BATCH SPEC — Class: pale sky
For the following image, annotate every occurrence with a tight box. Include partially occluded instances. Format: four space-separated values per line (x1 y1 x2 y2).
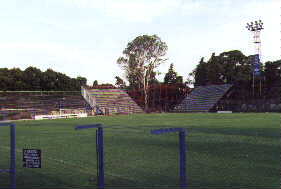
0 0 280 85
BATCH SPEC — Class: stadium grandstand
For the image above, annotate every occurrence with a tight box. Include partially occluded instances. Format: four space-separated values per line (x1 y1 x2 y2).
0 91 88 120
0 85 145 120
173 84 233 112
173 83 281 113
1 82 279 121
81 86 143 115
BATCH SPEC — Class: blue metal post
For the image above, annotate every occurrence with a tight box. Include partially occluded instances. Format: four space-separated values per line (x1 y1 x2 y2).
96 130 99 181
179 131 187 188
0 122 16 189
97 127 104 189
75 124 104 189
151 128 188 189
10 123 16 189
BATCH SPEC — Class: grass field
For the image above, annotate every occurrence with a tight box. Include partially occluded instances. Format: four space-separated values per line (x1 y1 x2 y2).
0 113 280 188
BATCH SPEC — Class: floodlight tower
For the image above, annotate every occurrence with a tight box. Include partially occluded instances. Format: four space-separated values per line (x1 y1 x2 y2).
246 20 264 97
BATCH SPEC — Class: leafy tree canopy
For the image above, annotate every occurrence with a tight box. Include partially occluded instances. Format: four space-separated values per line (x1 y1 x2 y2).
191 50 252 86
0 67 87 91
164 63 183 84
117 34 168 111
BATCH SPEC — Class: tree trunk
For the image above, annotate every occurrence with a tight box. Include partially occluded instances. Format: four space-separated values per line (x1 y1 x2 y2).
143 77 148 112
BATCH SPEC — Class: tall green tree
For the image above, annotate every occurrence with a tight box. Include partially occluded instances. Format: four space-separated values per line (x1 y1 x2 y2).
23 67 42 90
164 63 177 84
0 67 87 91
186 72 195 86
117 34 168 111
193 57 208 86
192 51 250 86
164 63 183 84
8 68 25 90
264 60 281 88
0 68 11 90
218 50 249 84
76 76 87 87
41 69 57 90
93 80 98 87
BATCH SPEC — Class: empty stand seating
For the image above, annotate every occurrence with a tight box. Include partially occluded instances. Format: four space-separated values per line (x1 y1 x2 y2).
173 84 233 112
82 88 143 115
0 91 88 120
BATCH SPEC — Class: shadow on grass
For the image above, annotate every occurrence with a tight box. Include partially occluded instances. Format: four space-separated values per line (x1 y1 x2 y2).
102 124 280 139
16 169 72 188
188 127 281 138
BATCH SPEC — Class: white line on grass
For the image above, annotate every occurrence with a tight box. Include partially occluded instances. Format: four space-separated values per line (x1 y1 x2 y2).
0 146 136 182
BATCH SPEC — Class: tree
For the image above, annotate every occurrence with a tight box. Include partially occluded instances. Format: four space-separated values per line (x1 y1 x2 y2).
164 63 177 84
56 72 72 90
0 68 10 90
93 80 98 87
8 68 25 90
117 34 168 111
164 63 183 84
265 60 281 88
186 72 195 86
205 53 224 85
23 67 42 90
0 67 87 91
193 57 208 86
148 71 159 85
176 76 183 84
76 76 87 87
41 69 57 90
115 76 126 89
191 51 250 86
126 54 140 89
218 50 249 84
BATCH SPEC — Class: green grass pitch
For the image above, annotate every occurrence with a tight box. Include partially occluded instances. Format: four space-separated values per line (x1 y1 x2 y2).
0 113 280 188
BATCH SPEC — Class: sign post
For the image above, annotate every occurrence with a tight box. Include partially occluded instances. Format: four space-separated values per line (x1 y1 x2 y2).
151 128 188 188
0 122 16 189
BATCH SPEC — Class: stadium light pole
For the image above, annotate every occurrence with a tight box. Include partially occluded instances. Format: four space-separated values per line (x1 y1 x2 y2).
246 20 264 97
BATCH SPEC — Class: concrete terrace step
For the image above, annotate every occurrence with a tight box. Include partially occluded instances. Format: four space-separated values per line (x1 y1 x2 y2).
84 88 144 114
173 84 232 112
